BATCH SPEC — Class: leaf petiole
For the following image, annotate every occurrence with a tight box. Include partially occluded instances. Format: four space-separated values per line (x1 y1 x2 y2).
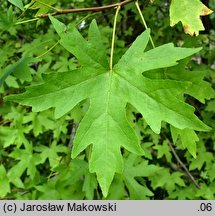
36 41 60 59
15 17 40 25
135 1 155 48
110 5 121 72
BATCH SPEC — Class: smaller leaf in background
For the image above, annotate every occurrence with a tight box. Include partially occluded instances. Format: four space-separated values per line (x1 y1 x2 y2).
0 57 33 87
149 168 185 194
8 0 24 11
82 172 98 200
170 0 213 36
188 141 213 171
7 162 25 188
8 142 43 185
34 141 68 168
0 124 29 148
0 41 15 68
206 99 215 112
4 76 19 88
164 62 215 104
153 140 172 163
30 0 57 16
168 184 196 199
22 111 56 136
123 154 161 199
0 126 17 148
55 160 95 199
203 99 215 130
51 56 77 72
36 159 96 199
207 163 215 182
2 106 32 148
0 165 10 198
195 183 215 200
19 28 57 60
105 175 125 199
171 126 199 158
0 6 16 35
142 142 154 160
108 153 162 199
172 182 215 200
35 181 62 200
143 59 215 104
22 110 69 141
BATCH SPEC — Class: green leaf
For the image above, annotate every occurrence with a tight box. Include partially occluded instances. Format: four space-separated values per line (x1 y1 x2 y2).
8 142 43 186
149 168 185 193
206 99 215 112
0 126 16 148
171 126 199 158
0 57 32 86
106 175 125 199
30 0 57 16
34 141 68 168
6 17 210 196
153 140 172 162
207 163 215 182
195 183 215 200
107 153 162 199
164 61 214 104
143 58 215 104
170 0 213 36
22 111 55 136
0 165 10 198
8 0 24 11
7 161 25 188
82 172 98 200
168 184 196 199
189 142 213 170
122 153 161 199
0 6 16 34
142 142 153 160
36 159 96 199
5 76 19 88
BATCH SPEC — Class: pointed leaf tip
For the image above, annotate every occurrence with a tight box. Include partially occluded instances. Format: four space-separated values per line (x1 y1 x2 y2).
49 15 66 35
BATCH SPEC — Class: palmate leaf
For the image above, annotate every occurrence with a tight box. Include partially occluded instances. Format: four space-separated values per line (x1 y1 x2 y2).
149 168 185 194
34 141 68 168
153 140 172 163
8 142 43 188
5 17 210 196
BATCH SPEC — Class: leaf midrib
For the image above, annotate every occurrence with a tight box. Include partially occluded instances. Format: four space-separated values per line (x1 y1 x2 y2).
22 72 106 100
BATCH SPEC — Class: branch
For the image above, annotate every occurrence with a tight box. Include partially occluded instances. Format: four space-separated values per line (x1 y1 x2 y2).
66 121 78 164
68 122 78 149
37 0 135 18
167 140 200 189
95 0 113 27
